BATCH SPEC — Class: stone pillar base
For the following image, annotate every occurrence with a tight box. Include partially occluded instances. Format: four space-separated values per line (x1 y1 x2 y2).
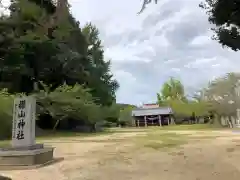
0 147 55 169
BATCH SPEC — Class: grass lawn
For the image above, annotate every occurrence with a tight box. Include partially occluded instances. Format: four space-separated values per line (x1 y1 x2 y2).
37 129 113 139
130 124 224 150
0 140 10 148
110 124 223 132
0 130 113 148
148 124 224 131
0 124 224 148
135 132 188 150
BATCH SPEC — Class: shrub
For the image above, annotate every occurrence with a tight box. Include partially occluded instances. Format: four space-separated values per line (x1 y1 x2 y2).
0 90 14 139
36 84 105 131
119 106 134 126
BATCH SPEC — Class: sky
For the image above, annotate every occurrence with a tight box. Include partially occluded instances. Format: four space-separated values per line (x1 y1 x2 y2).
71 0 240 105
2 0 240 105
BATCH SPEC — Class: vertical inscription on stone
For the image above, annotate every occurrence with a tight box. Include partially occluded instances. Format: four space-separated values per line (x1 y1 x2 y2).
17 100 26 140
12 96 36 147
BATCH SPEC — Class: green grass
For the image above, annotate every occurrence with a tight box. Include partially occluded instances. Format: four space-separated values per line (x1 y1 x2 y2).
108 127 147 133
37 129 113 139
133 124 223 150
0 140 11 148
0 124 225 148
136 132 188 150
112 124 223 132
149 124 223 131
0 130 113 147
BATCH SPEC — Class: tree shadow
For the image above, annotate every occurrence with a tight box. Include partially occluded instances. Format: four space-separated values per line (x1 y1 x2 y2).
0 175 12 180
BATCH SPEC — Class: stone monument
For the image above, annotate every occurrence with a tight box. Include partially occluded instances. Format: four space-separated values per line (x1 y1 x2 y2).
0 96 55 169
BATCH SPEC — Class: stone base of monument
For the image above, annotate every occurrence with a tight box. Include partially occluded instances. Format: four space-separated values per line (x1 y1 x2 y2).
0 144 55 170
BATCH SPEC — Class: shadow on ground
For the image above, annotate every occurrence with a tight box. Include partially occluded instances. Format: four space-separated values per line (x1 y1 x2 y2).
0 157 64 171
0 175 11 180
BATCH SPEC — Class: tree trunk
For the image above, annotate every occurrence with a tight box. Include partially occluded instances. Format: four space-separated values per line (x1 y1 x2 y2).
33 81 39 91
52 119 60 131
52 116 67 131
92 123 97 132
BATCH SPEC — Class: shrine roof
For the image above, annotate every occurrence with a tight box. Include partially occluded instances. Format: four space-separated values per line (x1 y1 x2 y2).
132 107 173 117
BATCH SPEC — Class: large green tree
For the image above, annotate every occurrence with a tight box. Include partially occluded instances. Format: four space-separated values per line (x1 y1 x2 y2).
156 78 209 118
0 0 118 106
203 72 240 116
200 0 240 51
0 0 120 133
0 0 87 93
36 84 103 131
82 23 119 106
157 77 186 104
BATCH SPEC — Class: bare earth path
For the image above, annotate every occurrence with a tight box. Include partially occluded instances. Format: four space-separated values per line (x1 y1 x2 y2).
1 130 240 180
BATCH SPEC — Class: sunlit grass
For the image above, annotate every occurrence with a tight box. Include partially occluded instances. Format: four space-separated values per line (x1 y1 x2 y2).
0 140 11 148
135 132 188 150
133 124 222 150
0 124 224 148
0 130 113 147
37 129 112 139
147 124 223 131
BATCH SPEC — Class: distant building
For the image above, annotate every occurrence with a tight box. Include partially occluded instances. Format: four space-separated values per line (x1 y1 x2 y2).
142 103 159 109
132 103 174 127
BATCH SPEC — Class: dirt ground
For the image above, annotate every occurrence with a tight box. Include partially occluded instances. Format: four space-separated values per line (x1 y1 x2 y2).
1 129 240 180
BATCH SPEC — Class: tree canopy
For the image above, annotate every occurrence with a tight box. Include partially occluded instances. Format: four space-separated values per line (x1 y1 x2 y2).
157 77 186 104
156 77 209 118
0 0 121 137
202 72 240 116
0 0 118 105
200 0 240 51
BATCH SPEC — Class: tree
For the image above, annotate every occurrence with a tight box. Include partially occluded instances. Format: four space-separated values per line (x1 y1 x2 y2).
82 23 119 106
156 78 209 120
0 0 83 93
0 0 120 134
157 77 186 104
203 72 240 116
200 0 240 51
0 89 15 139
192 90 207 102
166 99 209 118
36 84 103 131
119 106 134 126
138 0 158 14
0 0 118 105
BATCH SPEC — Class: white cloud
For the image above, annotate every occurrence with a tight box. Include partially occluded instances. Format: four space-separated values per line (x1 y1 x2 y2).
190 35 211 46
184 57 217 68
114 70 137 83
69 0 240 105
211 64 220 68
171 68 181 72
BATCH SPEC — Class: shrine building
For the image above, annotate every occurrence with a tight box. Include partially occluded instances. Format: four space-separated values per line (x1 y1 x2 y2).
131 103 174 127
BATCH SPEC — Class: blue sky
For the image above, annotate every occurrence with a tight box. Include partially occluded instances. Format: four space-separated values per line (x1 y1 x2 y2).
68 0 240 105
2 0 240 105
